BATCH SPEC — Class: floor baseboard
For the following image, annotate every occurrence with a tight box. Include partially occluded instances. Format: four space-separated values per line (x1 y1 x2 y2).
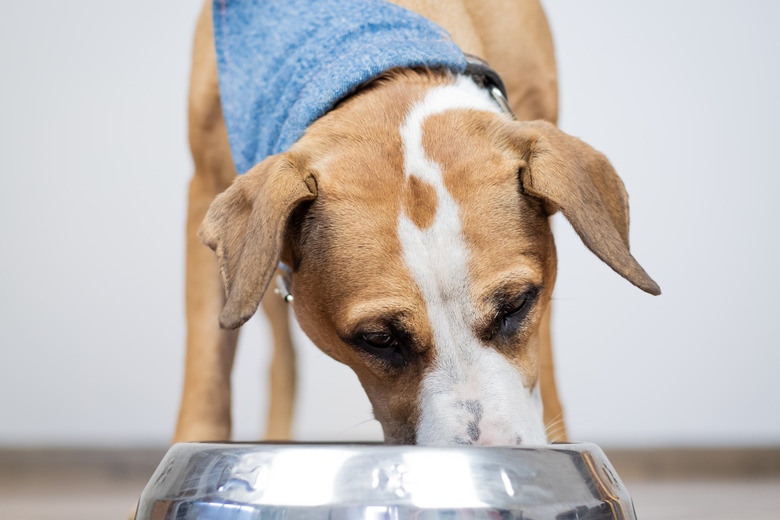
604 447 780 480
1 446 778 486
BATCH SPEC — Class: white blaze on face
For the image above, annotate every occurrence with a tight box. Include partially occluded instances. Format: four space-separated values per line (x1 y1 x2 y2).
397 76 547 446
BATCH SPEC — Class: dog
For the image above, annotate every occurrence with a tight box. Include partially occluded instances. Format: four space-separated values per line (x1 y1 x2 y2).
175 0 660 447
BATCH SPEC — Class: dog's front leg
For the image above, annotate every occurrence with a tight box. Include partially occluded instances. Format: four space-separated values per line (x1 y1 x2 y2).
173 1 240 443
174 171 240 443
539 305 568 442
261 291 296 440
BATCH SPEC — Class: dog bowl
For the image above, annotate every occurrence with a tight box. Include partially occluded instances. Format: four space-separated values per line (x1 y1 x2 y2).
135 442 636 520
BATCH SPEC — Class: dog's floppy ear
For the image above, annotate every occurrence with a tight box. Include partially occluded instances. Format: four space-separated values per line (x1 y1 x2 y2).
508 120 660 295
198 153 317 329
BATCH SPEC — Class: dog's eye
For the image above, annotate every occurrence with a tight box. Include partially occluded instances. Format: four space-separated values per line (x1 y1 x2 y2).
348 324 411 369
499 289 538 330
357 330 406 368
478 287 541 343
362 332 397 349
503 297 529 321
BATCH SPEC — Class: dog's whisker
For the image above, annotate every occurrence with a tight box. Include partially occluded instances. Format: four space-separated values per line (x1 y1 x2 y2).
339 417 381 435
545 423 564 436
549 296 577 302
309 351 330 362
544 413 564 431
545 417 563 429
543 412 568 443
547 432 567 444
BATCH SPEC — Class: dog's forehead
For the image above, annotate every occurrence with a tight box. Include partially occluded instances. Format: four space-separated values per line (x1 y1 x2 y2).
307 118 546 275
297 76 550 322
419 110 552 286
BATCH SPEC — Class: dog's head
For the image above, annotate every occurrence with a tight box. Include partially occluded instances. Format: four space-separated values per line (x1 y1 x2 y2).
199 71 659 445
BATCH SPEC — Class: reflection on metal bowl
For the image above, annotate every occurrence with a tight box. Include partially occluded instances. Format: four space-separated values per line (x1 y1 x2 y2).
135 442 636 519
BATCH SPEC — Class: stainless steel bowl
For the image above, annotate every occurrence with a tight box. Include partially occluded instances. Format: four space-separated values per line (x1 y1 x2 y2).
135 442 636 520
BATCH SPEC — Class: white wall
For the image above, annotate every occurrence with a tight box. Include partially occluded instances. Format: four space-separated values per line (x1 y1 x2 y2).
1 1 778 447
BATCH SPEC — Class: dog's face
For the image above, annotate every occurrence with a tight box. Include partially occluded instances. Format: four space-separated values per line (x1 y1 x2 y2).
200 71 659 446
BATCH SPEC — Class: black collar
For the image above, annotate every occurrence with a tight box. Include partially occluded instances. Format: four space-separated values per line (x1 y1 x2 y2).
464 54 516 119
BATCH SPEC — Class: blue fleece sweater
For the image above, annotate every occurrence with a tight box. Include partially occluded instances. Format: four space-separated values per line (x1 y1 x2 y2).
212 0 467 175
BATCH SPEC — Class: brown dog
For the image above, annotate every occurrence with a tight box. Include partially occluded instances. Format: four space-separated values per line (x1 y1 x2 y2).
175 0 659 447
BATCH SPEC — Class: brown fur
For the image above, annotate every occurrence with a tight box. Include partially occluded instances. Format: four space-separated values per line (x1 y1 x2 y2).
403 175 438 230
175 0 659 447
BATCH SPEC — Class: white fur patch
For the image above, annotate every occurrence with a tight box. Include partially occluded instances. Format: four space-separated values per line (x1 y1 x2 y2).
397 76 546 446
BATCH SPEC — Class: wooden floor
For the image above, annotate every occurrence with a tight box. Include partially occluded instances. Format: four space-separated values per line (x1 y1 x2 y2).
628 478 780 520
1 447 778 520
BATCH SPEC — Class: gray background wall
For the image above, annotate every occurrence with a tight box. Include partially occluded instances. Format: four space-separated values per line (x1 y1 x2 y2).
1 0 778 447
